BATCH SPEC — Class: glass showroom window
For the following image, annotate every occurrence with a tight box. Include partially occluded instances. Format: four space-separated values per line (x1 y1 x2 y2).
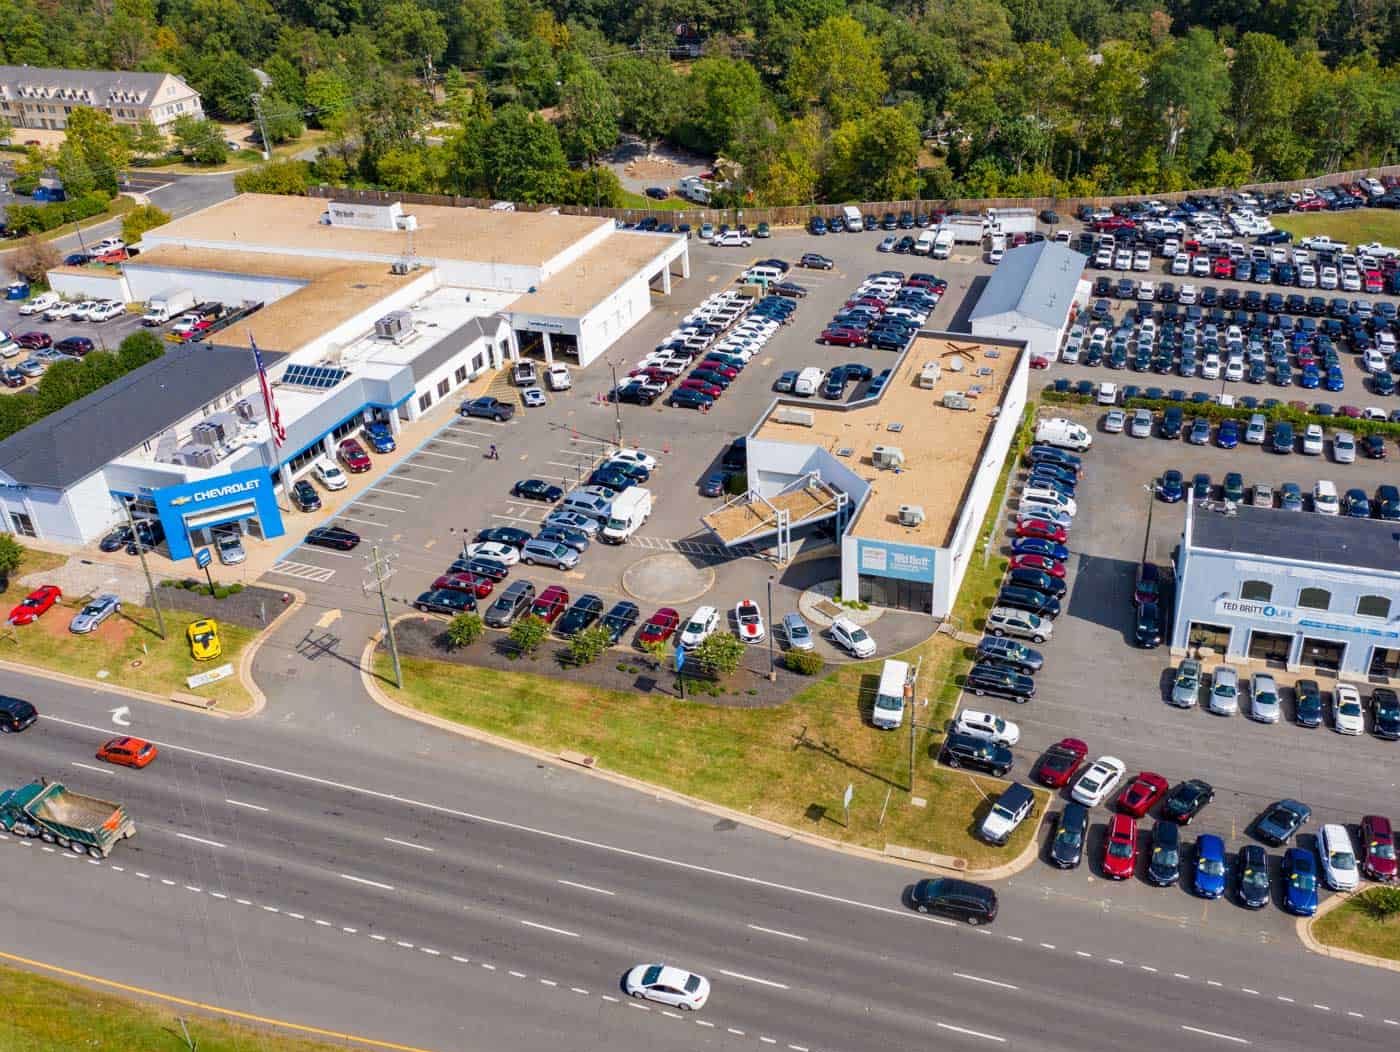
1239 580 1272 602
1357 595 1391 619
1298 587 1331 611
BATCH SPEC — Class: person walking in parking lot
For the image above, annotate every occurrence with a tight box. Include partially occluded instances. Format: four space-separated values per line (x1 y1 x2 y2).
488 443 499 460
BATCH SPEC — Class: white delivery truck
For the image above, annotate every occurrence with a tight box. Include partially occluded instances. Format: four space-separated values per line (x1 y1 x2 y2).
871 659 910 730
913 229 936 256
1035 417 1093 452
986 207 1037 236
931 227 954 259
600 487 653 543
842 205 864 231
141 288 196 326
945 214 988 244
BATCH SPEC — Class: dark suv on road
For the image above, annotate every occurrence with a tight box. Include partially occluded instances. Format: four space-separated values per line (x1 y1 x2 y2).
908 878 998 925
0 696 38 732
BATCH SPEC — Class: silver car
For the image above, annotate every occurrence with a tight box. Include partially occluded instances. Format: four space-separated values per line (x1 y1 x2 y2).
544 511 600 537
1170 659 1201 707
1104 409 1125 434
782 612 814 651
519 539 579 569
1250 673 1281 723
215 531 246 565
1208 666 1239 716
69 593 120 634
1129 409 1152 438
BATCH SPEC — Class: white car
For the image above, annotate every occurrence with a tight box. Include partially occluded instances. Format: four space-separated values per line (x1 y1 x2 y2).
1363 348 1386 374
1178 283 1197 305
624 964 710 1011
545 364 572 391
1301 424 1324 455
1341 268 1362 292
953 709 1020 747
1208 666 1239 716
829 616 875 658
1224 358 1244 382
734 600 765 644
713 231 753 247
1332 430 1356 464
606 450 657 473
44 300 79 321
1319 266 1338 290
1171 253 1190 275
1334 682 1364 734
979 783 1034 846
1071 756 1126 807
1191 255 1211 276
1104 409 1125 434
679 606 719 648
1250 673 1281 723
466 541 519 566
1318 824 1360 891
89 300 125 322
70 300 100 321
18 292 57 315
314 458 348 491
1132 248 1151 271
94 236 126 253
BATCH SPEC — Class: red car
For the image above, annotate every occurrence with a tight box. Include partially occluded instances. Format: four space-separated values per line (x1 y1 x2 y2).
844 297 886 312
637 607 680 646
1116 771 1169 818
1211 257 1234 279
1015 518 1068 544
96 247 128 263
97 736 158 769
1092 215 1135 232
1360 814 1397 882
1295 197 1326 211
1010 554 1065 578
1364 270 1383 294
629 366 677 385
679 378 722 399
1102 813 1138 880
1033 737 1088 788
819 327 867 346
432 573 494 600
16 331 51 350
1029 355 1050 370
8 584 61 625
530 585 570 624
696 360 739 380
337 438 372 473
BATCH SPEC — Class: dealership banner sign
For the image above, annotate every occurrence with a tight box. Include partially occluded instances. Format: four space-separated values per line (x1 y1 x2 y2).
1213 598 1400 640
857 539 934 583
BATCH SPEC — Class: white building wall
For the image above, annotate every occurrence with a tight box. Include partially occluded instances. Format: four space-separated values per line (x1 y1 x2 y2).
575 277 652 368
410 320 513 411
0 483 83 544
123 265 307 308
47 269 132 302
971 314 1059 363
62 471 125 543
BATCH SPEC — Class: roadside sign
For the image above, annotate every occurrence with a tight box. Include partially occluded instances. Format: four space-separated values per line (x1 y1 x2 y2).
186 663 234 689
675 646 686 673
194 547 212 569
843 783 854 810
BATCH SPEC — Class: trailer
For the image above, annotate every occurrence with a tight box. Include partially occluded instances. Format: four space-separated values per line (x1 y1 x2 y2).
986 207 1037 236
0 779 135 858
944 214 987 244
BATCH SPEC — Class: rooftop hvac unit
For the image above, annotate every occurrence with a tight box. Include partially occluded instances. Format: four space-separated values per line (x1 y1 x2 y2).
178 444 219 469
374 310 412 341
389 261 410 275
394 214 418 231
154 432 179 464
233 399 257 422
871 444 905 470
191 420 225 445
898 505 925 527
774 406 815 427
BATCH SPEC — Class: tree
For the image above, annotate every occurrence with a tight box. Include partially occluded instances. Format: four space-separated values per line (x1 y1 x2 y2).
568 624 613 666
9 237 59 284
691 632 745 679
233 159 311 195
304 70 354 127
381 1 448 68
446 612 485 648
561 165 626 207
557 64 620 167
1359 886 1400 922
61 108 131 194
508 614 549 655
483 105 568 204
186 51 259 121
0 534 23 580
786 16 889 125
674 57 766 156
264 54 305 107
824 107 922 201
259 93 305 145
0 115 12 145
121 204 171 244
129 118 167 158
116 330 165 371
171 116 229 165
605 57 682 157
374 144 444 192
1142 29 1229 174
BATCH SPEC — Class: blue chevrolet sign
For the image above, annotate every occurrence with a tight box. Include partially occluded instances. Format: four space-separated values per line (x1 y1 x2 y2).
152 467 284 561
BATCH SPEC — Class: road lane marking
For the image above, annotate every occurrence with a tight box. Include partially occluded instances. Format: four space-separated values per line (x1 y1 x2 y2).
747 923 807 942
719 969 789 990
1277 996 1294 1003
70 761 114 775
1173 972 1191 979
519 919 580 938
421 948 440 956
571 987 588 995
339 873 395 891
1207 980 1222 987
175 833 226 849
1076 951 1093 959
954 972 1019 991
760 1037 777 1044
510 970 527 978
400 463 453 473
1349 1012 1364 1018
1181 1024 1250 1045
370 935 387 942
1039 943 1056 950
1108 958 1124 965
225 799 268 812
454 956 472 964
539 978 556 986
416 450 468 460
1241 988 1258 995
936 1022 1005 1043
1141 966 1158 972
395 941 413 948
1313 1004 1330 1011
384 475 437 486
481 963 496 970
557 878 614 896
383 837 434 852
728 1028 745 1036
662 1010 682 1019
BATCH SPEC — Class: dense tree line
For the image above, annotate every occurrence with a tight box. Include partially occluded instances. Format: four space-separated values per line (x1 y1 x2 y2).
3 0 1399 205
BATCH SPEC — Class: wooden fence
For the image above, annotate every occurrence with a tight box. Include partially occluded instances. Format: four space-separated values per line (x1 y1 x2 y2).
307 163 1400 230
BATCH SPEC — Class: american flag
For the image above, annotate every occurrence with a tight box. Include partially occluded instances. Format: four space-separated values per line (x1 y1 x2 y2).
251 336 286 447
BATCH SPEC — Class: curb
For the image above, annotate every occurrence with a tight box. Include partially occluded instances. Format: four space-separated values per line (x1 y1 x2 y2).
356 634 1042 881
1298 888 1400 974
232 585 307 719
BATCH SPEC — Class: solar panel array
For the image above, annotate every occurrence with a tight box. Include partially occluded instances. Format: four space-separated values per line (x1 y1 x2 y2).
281 364 347 390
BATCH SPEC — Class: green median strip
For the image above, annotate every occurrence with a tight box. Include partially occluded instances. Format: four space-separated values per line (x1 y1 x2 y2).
1312 887 1400 962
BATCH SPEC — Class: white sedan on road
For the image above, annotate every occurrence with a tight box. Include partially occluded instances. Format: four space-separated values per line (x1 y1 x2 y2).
624 964 710 1011
1071 756 1127 807
467 541 519 566
1333 683 1365 734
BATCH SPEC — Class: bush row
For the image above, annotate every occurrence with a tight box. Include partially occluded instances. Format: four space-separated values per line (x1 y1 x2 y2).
3 191 112 236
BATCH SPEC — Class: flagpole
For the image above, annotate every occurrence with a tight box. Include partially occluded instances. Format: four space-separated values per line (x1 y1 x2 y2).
250 334 290 510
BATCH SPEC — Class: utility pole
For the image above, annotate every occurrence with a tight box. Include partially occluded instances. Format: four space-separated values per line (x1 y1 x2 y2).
607 358 624 448
122 498 165 640
364 545 402 688
250 93 271 160
907 655 923 794
766 574 776 682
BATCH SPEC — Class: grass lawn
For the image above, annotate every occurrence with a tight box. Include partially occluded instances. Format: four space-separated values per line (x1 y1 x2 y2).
1312 889 1400 961
1272 208 1400 247
617 188 692 212
160 129 331 175
1 596 256 713
377 410 1042 868
1 546 66 594
0 961 360 1052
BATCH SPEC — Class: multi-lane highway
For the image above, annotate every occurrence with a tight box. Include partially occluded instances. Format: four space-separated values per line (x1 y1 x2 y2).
4 668 1395 1052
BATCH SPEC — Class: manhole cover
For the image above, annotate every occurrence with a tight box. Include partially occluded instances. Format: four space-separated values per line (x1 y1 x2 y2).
129 659 143 669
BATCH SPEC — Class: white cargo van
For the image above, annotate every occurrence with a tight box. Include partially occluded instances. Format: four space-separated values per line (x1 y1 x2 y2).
842 205 863 231
793 367 825 396
1034 417 1093 451
871 659 909 730
914 229 936 256
600 487 652 543
931 227 954 259
141 288 196 326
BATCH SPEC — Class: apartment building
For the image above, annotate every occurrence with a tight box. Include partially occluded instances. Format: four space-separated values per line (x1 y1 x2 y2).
0 66 203 131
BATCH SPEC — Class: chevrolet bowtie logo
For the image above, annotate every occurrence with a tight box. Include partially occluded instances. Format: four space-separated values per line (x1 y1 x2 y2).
169 495 192 506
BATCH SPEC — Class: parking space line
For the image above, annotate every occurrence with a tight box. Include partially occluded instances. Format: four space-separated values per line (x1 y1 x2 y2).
383 476 437 486
333 514 389 529
432 437 480 449
402 462 454 471
416 449 468 461
268 562 336 583
353 502 407 514
366 489 423 500
294 546 354 559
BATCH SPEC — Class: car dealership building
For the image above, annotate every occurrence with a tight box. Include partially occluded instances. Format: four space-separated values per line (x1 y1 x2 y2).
0 194 689 557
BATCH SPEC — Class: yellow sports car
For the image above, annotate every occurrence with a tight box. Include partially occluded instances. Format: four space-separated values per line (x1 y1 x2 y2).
186 618 222 661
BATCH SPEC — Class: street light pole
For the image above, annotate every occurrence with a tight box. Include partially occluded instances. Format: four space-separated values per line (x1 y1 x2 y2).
766 575 776 681
607 358 623 448
122 497 165 640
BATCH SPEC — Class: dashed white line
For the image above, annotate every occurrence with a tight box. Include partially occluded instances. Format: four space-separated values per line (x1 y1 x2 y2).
315 919 331 927
1348 1011 1364 1018
662 1010 682 1019
1181 1024 1250 1045
509 970 527 979
571 987 588 995
1005 935 1023 943
453 956 471 964
760 1037 777 1045
628 1002 651 1012
1076 951 1093 959
383 836 435 853
184 885 201 893
728 1028 745 1036
556 878 615 896
70 761 114 775
369 934 387 942
421 948 440 956
695 1020 714 1028
1241 988 1258 996
342 927 358 934
954 972 1019 991
747 923 808 942
288 912 304 920
225 799 268 812
262 906 279 914
1039 943 1056 950
210 892 227 900
1277 995 1295 1003
1313 1004 1330 1011
481 964 497 971
161 879 176 886
175 832 226 849
1384 1018 1398 1025
235 898 251 905
539 979 556 987
601 994 617 1001
109 866 123 872
936 1022 1005 1043
395 940 413 948
339 873 395 891
1173 973 1191 980
788 1045 808 1051
1207 980 1223 987
1108 958 1124 965
519 919 580 938
720 969 789 990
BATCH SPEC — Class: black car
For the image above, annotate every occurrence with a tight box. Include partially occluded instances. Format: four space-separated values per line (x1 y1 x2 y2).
941 731 1013 776
556 594 604 636
842 362 874 382
1237 844 1271 909
451 557 509 582
772 281 808 299
1161 779 1214 824
290 479 322 512
512 479 564 502
612 381 658 406
304 526 360 551
477 526 532 549
588 467 635 492
414 588 475 615
908 877 997 925
537 525 590 552
1006 567 1066 599
98 525 133 552
126 518 165 554
0 695 38 732
460 396 515 421
667 387 714 409
965 662 1035 703
1134 600 1162 648
1373 687 1400 740
820 366 849 400
1292 678 1323 727
1050 802 1089 869
600 601 639 643
1146 819 1181 886
997 586 1060 619
799 253 833 269
1024 446 1081 472
975 637 1043 673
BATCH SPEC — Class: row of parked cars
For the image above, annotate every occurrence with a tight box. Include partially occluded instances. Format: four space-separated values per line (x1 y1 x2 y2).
1169 662 1400 737
816 270 947 350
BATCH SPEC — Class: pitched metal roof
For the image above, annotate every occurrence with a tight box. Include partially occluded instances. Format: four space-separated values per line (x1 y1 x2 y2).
408 315 506 382
0 66 194 108
0 344 282 490
968 241 1087 331
1190 502 1400 576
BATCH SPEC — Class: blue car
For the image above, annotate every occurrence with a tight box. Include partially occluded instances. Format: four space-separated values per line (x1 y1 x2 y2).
1324 368 1345 392
362 421 396 453
1298 366 1319 390
1281 847 1318 916
1216 419 1239 449
1256 798 1311 846
1192 834 1227 899
1158 469 1185 502
700 472 728 497
1011 537 1069 563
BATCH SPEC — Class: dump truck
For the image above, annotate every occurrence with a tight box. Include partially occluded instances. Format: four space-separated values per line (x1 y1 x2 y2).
0 779 135 857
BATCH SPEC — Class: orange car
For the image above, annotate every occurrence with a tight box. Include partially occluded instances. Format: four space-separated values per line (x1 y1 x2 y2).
96 736 158 769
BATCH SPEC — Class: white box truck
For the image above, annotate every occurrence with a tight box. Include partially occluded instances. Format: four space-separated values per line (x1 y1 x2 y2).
842 205 864 231
600 487 652 543
946 214 988 244
987 207 1037 236
913 229 936 256
141 288 196 326
931 227 954 259
871 659 909 730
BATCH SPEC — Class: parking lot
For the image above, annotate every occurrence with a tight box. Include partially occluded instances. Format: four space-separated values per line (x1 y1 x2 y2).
0 285 148 390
